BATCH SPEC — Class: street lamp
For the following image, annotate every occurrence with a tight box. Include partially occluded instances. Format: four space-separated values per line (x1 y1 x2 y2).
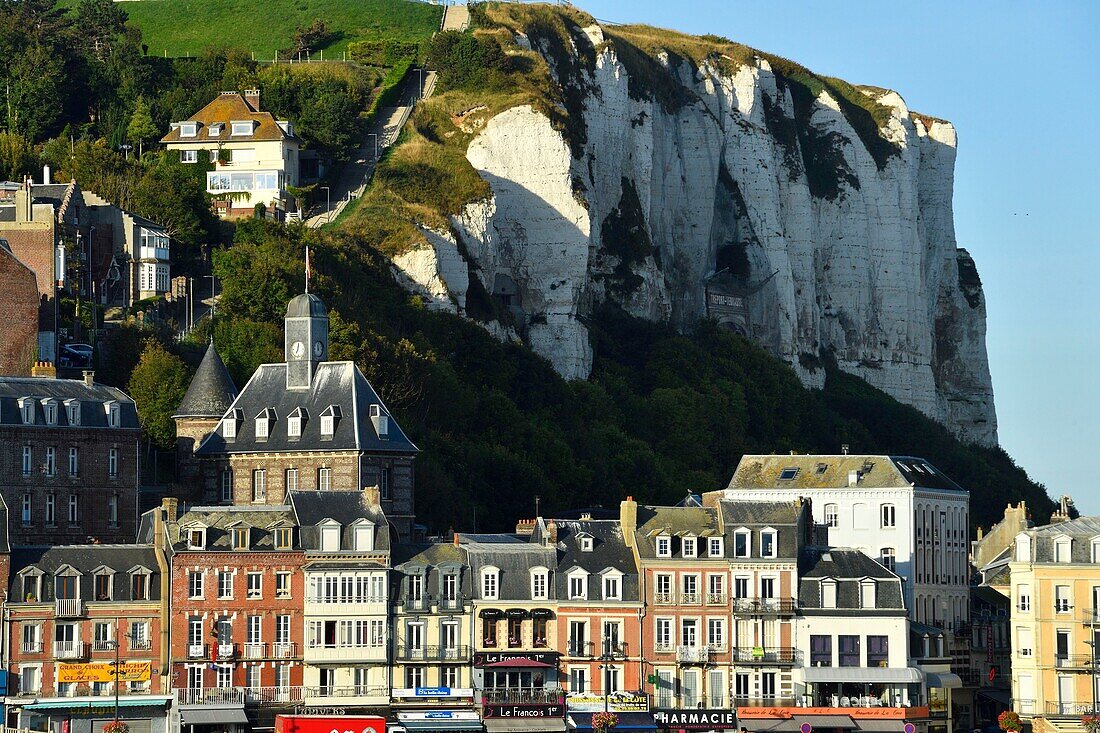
106 618 142 726
321 186 331 223
119 144 133 161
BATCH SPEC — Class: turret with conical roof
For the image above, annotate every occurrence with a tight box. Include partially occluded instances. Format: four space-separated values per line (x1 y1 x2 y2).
174 340 238 487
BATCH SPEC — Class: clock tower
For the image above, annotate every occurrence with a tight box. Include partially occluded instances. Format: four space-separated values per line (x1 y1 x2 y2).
284 292 329 389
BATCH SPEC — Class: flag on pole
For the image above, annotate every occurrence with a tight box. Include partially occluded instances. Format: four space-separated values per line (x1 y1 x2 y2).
305 246 311 292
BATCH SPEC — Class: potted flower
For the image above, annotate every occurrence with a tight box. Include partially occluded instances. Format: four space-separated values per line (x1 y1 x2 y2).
103 721 129 733
593 712 618 733
1083 715 1100 733
998 711 1022 733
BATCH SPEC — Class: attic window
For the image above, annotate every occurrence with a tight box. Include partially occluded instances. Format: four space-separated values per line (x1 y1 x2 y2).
814 463 827 475
288 407 307 438
778 467 800 481
233 527 250 550
105 401 120 428
255 408 276 440
369 404 389 439
231 121 254 136
180 122 198 137
821 579 837 609
65 399 79 426
187 528 206 550
223 409 243 439
580 536 594 553
320 405 340 438
208 123 223 136
860 580 877 609
274 527 293 550
682 536 697 558
655 534 671 558
41 399 57 426
354 522 375 552
19 397 34 425
319 522 340 552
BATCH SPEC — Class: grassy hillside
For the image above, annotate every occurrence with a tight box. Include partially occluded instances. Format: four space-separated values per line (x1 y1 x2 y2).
111 0 442 58
192 221 1054 536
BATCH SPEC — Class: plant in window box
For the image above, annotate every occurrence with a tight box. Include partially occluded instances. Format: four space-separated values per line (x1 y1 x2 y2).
592 712 618 733
1083 716 1100 733
25 592 36 602
103 721 129 733
998 711 1022 732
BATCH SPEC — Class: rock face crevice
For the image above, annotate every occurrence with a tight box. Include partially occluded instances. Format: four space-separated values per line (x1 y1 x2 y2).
393 27 998 446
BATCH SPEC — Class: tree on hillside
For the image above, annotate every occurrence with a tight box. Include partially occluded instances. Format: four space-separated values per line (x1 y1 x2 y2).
73 0 128 60
128 340 190 449
0 132 36 181
127 97 158 157
7 42 66 140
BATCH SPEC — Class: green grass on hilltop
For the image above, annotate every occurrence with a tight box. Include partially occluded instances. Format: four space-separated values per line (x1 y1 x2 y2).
114 0 442 58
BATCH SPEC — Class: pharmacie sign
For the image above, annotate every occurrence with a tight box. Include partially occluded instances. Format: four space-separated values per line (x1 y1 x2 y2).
653 710 737 730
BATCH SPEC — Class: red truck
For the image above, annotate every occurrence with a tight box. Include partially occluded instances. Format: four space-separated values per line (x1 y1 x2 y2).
275 715 387 733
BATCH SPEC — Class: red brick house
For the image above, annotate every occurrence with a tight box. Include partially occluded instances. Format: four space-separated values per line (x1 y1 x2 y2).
0 238 38 375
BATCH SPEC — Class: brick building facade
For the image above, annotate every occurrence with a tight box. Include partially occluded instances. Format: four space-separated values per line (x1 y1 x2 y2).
0 239 39 375
0 373 141 545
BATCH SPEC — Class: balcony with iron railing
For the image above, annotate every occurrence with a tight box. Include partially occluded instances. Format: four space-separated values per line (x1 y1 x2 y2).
179 685 390 706
403 596 432 613
20 641 44 655
731 598 797 614
568 640 594 658
1082 609 1100 624
130 638 152 652
680 592 701 605
676 645 712 664
1054 654 1098 669
396 645 471 662
241 642 298 659
1016 700 1037 716
303 641 388 663
730 647 800 665
54 641 88 660
55 598 84 617
481 688 565 706
1046 701 1098 717
654 641 674 654
186 643 209 660
438 596 465 612
706 592 729 605
215 643 237 660
654 592 675 605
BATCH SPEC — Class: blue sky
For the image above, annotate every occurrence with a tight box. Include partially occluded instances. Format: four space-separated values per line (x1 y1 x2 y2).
579 0 1100 513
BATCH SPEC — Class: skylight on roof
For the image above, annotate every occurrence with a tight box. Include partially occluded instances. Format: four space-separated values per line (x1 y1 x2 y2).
814 463 827 475
778 467 800 481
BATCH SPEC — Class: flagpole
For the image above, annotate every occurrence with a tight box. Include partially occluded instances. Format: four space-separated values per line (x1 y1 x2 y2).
305 246 310 293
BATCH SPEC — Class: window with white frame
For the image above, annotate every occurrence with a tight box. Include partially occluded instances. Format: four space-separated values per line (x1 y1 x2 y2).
108 448 118 477
218 571 234 599
42 400 56 425
276 572 291 599
569 667 587 693
180 149 198 163
66 400 79 426
655 573 672 602
1017 584 1031 613
247 572 262 599
707 618 725 649
1015 534 1031 562
19 397 33 424
709 537 724 557
21 493 31 525
734 529 751 558
655 618 672 649
187 527 205 550
188 571 204 599
180 122 198 137
45 494 55 526
318 467 332 491
879 548 896 573
1055 585 1072 613
603 573 621 600
285 468 298 492
231 121 254 136
1092 539 1100 563
233 527 249 550
531 568 548 600
68 447 78 476
1055 537 1073 563
579 536 594 552
221 470 234 502
822 579 837 609
252 469 266 502
45 447 55 476
568 572 588 600
760 529 777 558
22 445 32 476
824 503 839 527
481 567 499 599
319 523 340 552
881 503 896 528
353 522 374 551
682 536 697 557
860 580 877 608
67 495 78 524
1017 626 1033 657
656 534 671 557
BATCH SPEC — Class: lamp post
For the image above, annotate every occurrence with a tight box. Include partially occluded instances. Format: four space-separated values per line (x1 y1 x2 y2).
1088 638 1098 715
108 618 141 726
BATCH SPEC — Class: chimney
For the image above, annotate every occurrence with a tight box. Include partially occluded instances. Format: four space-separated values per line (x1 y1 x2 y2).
243 88 260 111
161 497 178 524
515 519 535 537
31 361 57 379
82 370 95 387
545 519 557 544
42 164 51 185
620 496 638 548
453 531 460 547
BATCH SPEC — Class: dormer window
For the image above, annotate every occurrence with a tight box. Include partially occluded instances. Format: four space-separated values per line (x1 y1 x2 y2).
255 408 276 440
187 527 206 550
760 528 777 558
530 567 549 600
208 123 223 137
180 122 198 137
233 527 250 550
1015 533 1032 562
568 570 589 600
223 409 243 439
231 121 254 136
130 569 150 600
860 579 877 609
578 534 594 553
370 404 389 438
21 571 42 602
708 537 724 557
93 568 114 601
288 407 307 438
601 569 623 600
734 528 751 558
656 534 671 558
319 521 340 552
105 401 120 428
274 526 293 550
822 579 837 609
19 397 34 424
481 566 499 600
353 520 375 552
1054 536 1073 563
65 399 79 426
682 536 697 558
41 399 57 425
320 405 340 438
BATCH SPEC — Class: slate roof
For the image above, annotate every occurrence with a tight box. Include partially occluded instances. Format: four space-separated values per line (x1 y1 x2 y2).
195 361 417 455
632 500 805 560
727 455 964 492
175 342 238 418
9 544 162 602
289 490 392 554
288 293 327 318
798 548 905 611
0 377 139 429
160 92 294 144
633 505 721 560
554 518 639 602
1023 516 1100 562
171 505 299 552
392 541 471 603
461 531 558 601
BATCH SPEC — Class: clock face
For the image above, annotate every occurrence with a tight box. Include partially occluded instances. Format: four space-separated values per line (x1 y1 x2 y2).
313 340 324 358
291 340 305 358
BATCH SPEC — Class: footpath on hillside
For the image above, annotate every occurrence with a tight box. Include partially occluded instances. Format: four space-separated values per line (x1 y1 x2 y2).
304 4 465 227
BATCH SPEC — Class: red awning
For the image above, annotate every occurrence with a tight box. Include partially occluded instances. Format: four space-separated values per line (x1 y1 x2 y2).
481 658 553 668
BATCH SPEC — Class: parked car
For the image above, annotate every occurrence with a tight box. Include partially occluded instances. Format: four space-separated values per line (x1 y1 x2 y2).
59 344 92 368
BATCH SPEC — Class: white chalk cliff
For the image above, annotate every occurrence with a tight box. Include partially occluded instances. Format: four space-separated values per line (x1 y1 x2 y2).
393 23 998 446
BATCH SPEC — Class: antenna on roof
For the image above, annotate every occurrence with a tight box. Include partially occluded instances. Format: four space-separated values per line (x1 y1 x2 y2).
535 495 541 518
841 443 849 455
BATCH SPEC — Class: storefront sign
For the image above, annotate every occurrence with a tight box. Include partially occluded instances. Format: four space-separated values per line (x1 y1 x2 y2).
483 704 564 718
567 694 649 712
393 688 475 698
399 712 481 722
735 708 929 721
276 715 386 733
653 710 737 730
58 662 152 683
474 652 559 666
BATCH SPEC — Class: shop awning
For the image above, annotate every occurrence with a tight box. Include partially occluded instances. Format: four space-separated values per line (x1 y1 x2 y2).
482 658 554 668
181 707 249 725
24 698 172 710
401 720 484 731
802 667 924 684
480 609 504 619
852 720 908 732
505 609 531 619
770 717 856 731
739 721 781 733
568 713 657 731
532 609 555 619
485 720 566 733
925 673 963 689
